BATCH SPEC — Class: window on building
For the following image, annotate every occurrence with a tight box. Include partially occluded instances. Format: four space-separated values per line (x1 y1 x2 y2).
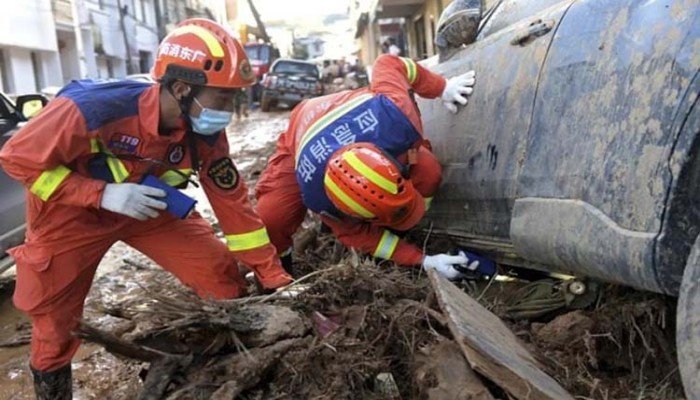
31 52 46 92
139 51 152 73
414 16 427 59
430 17 437 56
0 50 12 94
107 58 114 78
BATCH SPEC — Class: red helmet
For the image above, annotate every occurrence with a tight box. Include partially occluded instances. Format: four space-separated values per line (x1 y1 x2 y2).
152 18 255 88
324 143 425 231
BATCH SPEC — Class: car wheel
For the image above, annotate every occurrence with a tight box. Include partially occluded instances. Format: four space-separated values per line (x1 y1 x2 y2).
261 94 272 112
677 234 700 399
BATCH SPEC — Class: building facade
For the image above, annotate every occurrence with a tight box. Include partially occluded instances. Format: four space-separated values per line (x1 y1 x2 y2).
353 0 453 67
0 0 224 97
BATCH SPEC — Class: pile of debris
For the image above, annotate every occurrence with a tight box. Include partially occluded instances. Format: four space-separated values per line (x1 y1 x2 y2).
73 232 683 400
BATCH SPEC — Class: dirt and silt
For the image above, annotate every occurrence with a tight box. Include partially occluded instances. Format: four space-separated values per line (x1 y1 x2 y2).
0 109 686 399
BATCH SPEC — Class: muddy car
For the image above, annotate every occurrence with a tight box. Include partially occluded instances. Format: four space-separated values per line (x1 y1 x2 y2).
260 59 324 112
419 0 699 396
0 92 48 273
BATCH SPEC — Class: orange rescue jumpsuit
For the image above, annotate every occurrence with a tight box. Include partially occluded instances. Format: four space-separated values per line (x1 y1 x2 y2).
256 55 446 266
0 79 286 372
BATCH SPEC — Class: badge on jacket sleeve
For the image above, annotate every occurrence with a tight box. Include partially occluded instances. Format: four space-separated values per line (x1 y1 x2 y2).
167 144 185 164
208 157 239 189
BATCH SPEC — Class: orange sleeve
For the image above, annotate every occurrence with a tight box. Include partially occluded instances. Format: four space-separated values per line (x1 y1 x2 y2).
0 97 105 208
320 214 424 266
370 54 446 135
371 54 446 100
200 134 284 276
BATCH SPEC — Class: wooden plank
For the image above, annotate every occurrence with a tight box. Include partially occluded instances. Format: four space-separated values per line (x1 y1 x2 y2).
428 270 574 400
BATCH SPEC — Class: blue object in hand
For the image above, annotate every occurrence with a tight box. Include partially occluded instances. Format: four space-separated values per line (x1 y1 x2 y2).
141 174 197 219
454 249 497 278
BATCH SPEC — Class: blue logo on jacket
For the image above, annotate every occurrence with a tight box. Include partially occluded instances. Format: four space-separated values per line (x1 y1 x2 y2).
295 94 421 215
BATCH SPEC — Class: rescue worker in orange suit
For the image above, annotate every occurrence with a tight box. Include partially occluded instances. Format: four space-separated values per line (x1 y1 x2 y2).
0 19 292 399
256 54 479 280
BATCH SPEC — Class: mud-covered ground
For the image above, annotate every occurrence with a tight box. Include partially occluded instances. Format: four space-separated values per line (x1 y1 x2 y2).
0 108 686 399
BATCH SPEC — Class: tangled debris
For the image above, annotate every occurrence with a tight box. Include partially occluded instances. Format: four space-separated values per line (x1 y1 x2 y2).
73 231 684 400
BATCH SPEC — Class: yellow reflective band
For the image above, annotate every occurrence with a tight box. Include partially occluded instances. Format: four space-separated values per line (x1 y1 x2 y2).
323 174 375 219
89 138 100 153
373 230 399 260
295 94 373 165
424 196 433 211
171 25 225 58
343 152 397 194
400 57 417 84
30 165 71 201
226 227 271 252
106 157 129 183
160 169 193 186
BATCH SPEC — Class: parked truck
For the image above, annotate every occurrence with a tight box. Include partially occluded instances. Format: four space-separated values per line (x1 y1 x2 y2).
421 0 699 396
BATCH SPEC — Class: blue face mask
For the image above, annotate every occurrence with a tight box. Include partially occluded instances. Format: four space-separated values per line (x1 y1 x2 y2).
190 97 233 135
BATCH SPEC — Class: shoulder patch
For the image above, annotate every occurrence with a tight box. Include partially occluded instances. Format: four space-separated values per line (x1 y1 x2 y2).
167 144 185 164
207 157 239 189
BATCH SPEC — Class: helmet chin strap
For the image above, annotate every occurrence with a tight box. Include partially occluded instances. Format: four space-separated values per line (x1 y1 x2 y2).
166 82 204 173
167 83 201 131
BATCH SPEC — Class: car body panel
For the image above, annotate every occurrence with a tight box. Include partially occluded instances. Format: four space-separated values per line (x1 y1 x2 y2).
419 0 700 294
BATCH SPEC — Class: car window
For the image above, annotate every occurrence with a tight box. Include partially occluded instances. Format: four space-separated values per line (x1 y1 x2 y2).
273 61 319 77
0 92 18 136
0 93 15 120
245 45 271 63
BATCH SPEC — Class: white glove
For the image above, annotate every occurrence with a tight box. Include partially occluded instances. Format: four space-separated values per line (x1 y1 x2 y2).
100 183 167 221
423 253 480 280
441 70 476 113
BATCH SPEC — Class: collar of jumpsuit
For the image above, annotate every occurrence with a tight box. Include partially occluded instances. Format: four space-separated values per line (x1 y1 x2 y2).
138 83 188 142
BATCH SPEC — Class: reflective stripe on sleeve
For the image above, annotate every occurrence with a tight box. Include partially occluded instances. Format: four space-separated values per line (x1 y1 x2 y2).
373 230 400 260
106 157 129 183
90 138 130 183
89 138 100 153
226 227 272 252
160 169 193 186
30 165 71 201
400 57 418 84
424 196 433 211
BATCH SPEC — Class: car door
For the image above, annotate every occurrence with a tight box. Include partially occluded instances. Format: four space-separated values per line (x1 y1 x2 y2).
0 92 27 256
513 0 700 293
417 0 575 261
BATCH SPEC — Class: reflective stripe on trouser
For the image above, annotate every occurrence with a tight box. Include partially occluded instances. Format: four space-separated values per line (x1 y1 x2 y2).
373 230 400 260
30 165 72 201
225 227 272 251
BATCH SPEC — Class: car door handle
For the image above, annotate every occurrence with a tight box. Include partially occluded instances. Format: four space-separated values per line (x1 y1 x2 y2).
511 19 554 46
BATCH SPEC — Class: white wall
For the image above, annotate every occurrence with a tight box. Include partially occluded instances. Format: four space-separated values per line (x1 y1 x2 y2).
0 0 58 52
58 31 80 82
40 51 63 87
6 48 37 94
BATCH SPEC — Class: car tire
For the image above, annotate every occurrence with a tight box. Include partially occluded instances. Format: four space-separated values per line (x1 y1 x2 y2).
261 94 272 112
677 234 700 399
